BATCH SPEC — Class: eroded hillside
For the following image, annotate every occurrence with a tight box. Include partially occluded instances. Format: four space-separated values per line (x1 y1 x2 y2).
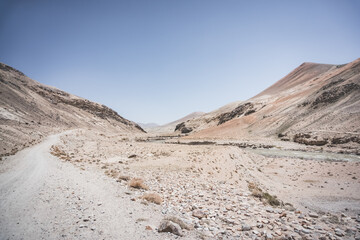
174 59 360 154
0 63 144 157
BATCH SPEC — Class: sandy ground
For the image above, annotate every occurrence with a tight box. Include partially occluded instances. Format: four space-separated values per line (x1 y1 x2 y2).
36 129 360 239
1 129 360 239
0 132 182 240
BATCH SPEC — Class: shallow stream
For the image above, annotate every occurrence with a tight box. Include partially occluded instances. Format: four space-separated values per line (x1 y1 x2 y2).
248 148 360 162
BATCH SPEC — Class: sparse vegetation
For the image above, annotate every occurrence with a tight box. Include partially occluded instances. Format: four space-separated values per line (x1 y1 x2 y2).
105 169 119 178
129 178 149 190
142 193 163 205
50 145 71 161
248 182 281 206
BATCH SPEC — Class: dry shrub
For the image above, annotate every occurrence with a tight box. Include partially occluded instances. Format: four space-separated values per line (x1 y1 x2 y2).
129 178 149 190
50 145 71 161
248 182 281 206
107 169 118 178
142 193 162 205
262 192 281 206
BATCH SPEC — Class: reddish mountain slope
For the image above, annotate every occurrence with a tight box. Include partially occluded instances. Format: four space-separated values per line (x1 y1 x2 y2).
177 59 360 150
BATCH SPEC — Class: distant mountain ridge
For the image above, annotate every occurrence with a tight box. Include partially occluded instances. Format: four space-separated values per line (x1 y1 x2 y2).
138 122 160 130
147 112 205 134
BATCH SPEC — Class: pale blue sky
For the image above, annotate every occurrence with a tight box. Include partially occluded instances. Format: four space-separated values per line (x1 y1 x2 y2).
1 0 359 124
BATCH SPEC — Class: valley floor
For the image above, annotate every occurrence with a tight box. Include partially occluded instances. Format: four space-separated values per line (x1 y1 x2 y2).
0 131 178 240
1 129 360 239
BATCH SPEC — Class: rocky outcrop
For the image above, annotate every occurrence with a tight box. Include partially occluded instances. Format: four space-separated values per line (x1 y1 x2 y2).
293 133 328 146
331 136 360 145
158 220 183 236
174 122 193 134
217 102 255 125
277 133 290 141
311 83 359 109
0 62 25 76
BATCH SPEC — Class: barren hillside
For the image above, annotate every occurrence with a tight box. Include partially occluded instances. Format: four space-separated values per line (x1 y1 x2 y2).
175 59 360 153
0 63 144 157
1 61 359 239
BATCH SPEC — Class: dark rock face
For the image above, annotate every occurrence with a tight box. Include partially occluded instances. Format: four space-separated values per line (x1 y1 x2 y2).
299 76 359 109
217 102 255 125
331 136 360 144
181 127 193 134
293 133 328 146
311 83 360 108
174 122 193 133
174 122 185 132
278 133 290 141
318 78 345 92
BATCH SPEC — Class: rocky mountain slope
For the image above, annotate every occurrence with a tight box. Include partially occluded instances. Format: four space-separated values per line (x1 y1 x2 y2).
175 58 360 151
0 63 144 157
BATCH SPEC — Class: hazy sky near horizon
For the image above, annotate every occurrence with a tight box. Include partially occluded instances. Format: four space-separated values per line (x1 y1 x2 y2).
1 0 360 124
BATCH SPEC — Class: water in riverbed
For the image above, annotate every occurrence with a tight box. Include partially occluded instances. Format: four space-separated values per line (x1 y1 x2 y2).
248 148 360 162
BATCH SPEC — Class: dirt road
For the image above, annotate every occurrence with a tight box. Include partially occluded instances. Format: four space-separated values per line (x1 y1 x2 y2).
0 133 169 240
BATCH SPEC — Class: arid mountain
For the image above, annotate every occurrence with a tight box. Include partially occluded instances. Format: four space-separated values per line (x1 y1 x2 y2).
0 63 144 157
148 111 205 134
175 58 360 150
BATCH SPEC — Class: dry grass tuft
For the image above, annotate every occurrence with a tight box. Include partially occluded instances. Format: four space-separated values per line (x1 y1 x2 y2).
142 193 163 205
106 169 119 178
248 182 281 206
129 178 149 190
50 145 71 161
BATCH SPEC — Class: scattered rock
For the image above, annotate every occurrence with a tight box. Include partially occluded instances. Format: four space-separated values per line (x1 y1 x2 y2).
158 220 183 236
309 212 319 218
334 228 345 237
192 210 206 219
266 207 274 213
164 216 192 230
241 224 252 231
265 233 273 239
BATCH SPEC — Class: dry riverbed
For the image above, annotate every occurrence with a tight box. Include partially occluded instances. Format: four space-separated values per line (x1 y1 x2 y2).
46 129 360 239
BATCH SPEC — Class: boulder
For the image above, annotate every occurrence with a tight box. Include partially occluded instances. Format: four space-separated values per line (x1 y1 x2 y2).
158 220 183 236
